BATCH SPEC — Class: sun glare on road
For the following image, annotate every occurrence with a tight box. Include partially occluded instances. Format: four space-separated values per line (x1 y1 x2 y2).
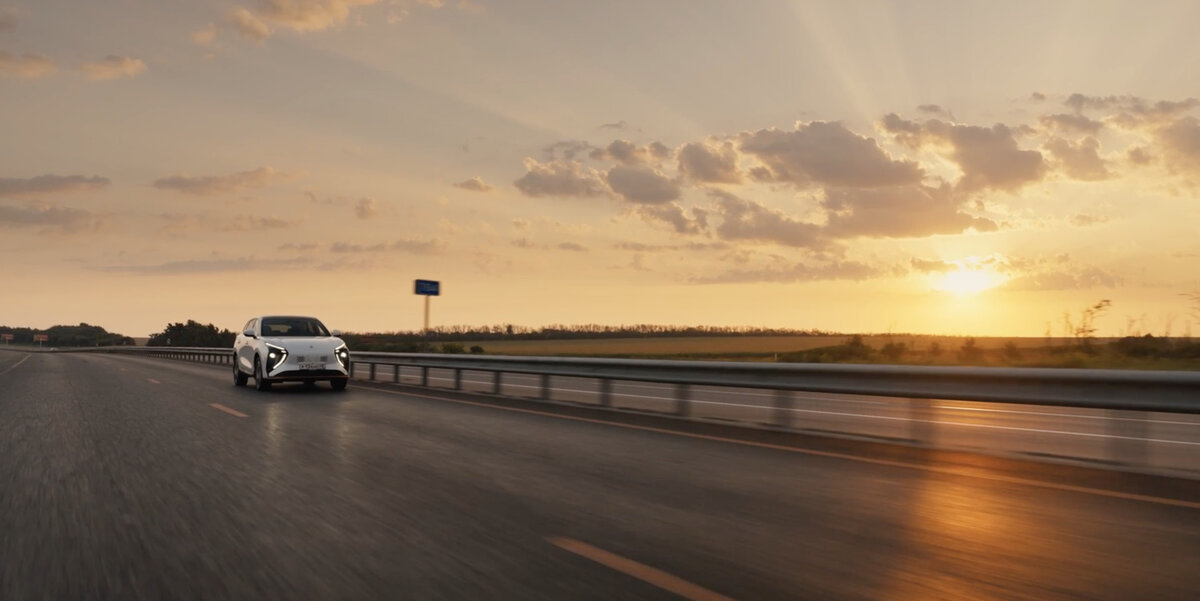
933 268 1006 296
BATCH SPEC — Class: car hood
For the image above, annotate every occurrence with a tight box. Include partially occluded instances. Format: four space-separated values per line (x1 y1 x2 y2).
260 336 346 351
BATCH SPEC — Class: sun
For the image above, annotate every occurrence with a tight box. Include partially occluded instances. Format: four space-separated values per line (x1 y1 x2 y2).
933 268 1006 295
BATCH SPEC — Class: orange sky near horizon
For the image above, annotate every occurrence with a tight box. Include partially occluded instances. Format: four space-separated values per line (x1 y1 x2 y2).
3 1 1199 338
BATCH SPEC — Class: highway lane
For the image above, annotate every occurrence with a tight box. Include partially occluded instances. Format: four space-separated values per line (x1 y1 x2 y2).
2 352 1199 600
354 365 1200 477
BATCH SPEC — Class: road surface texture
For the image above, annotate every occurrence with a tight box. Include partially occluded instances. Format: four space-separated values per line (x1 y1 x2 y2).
2 351 1199 600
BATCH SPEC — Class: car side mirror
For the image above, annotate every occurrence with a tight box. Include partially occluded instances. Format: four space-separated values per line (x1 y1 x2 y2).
331 329 342 336
242 329 255 338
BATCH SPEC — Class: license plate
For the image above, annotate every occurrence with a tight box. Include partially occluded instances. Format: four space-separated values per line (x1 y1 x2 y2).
299 361 323 370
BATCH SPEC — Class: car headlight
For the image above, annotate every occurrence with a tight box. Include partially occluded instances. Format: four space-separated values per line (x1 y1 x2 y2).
335 344 350 369
265 342 288 372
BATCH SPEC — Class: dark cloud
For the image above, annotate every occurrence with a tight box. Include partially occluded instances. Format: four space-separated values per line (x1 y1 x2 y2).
691 260 882 284
599 120 628 130
1030 92 1046 102
453 176 493 192
1127 146 1154 165
1066 94 1199 128
354 197 378 219
0 9 16 33
0 201 99 232
1070 213 1108 227
678 140 741 184
513 159 609 198
79 55 147 81
605 165 679 204
153 167 285 196
541 140 597 161
1039 113 1103 135
331 238 443 254
917 104 953 118
880 115 1045 192
741 121 923 188
0 174 110 197
910 258 955 273
710 190 827 250
557 242 587 251
823 184 997 238
639 203 708 234
1044 136 1109 180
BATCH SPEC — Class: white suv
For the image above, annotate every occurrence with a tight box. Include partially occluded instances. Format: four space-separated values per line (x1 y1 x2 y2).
233 315 350 391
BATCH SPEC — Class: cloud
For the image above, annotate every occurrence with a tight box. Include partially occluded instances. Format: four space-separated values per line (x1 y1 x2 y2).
880 114 1045 192
741 121 923 188
605 165 679 204
692 260 882 284
79 55 147 81
354 197 378 219
228 7 271 42
0 51 57 79
822 184 997 238
191 23 217 45
1070 213 1108 227
330 237 444 254
456 0 485 15
1156 116 1200 179
1003 266 1122 291
152 167 286 196
1030 92 1046 102
250 0 381 33
639 203 708 234
0 201 99 232
453 176 493 192
599 120 628 130
1039 113 1103 135
678 140 741 184
158 213 303 233
710 190 826 250
1043 136 1109 180
541 140 597 161
910 258 956 273
99 256 313 274
0 174 110 197
1127 146 1154 165
513 158 609 198
278 242 318 251
557 242 586 251
917 104 953 118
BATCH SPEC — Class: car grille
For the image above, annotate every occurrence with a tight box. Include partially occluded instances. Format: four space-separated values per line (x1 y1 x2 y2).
295 355 330 362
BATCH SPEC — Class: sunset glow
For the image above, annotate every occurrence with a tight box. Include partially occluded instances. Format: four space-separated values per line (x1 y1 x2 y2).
2 1 1199 337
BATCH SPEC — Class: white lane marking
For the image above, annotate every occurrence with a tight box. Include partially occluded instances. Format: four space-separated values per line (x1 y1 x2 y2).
376 376 1200 446
209 403 248 418
147 378 161 384
0 354 32 378
938 404 1200 426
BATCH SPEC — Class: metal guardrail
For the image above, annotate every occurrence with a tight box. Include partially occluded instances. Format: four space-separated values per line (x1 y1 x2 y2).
38 345 1200 470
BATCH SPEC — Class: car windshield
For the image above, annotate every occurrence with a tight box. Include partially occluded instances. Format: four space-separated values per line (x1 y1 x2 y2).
261 317 330 337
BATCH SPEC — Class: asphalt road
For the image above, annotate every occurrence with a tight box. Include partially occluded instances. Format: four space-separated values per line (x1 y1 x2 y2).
2 351 1199 600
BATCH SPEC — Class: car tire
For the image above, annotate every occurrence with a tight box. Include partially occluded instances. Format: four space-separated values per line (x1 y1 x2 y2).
254 356 271 391
233 355 248 387
331 378 348 391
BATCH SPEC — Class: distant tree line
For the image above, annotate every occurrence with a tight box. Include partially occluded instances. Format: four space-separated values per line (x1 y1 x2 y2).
0 323 134 347
343 323 836 350
147 320 236 347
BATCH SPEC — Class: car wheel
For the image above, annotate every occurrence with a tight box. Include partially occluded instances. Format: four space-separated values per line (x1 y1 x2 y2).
331 378 348 391
254 356 272 391
233 355 248 387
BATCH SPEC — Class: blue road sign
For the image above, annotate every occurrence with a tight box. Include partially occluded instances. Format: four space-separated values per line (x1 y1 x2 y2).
414 279 440 296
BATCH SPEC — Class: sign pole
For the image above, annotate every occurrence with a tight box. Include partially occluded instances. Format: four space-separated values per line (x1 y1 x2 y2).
424 295 430 334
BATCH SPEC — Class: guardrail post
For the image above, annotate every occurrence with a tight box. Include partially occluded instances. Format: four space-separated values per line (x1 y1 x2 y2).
908 398 934 445
454 369 463 391
599 378 613 407
421 366 429 386
674 383 690 417
773 389 795 429
1106 410 1149 467
368 363 376 381
393 365 401 383
540 374 551 400
492 371 502 395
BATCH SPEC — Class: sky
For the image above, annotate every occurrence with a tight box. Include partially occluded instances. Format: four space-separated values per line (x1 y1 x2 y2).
3 0 1200 338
